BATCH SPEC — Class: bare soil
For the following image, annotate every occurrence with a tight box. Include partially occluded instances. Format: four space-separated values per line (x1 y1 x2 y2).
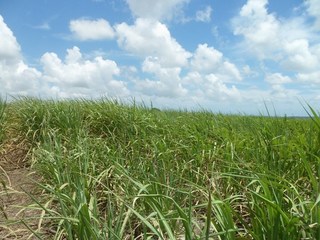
0 138 50 239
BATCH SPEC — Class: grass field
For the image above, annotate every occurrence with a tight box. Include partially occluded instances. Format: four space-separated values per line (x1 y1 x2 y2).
1 97 320 239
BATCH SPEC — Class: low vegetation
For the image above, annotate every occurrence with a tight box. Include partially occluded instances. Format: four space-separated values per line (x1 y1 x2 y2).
0 98 6 142
1 97 320 239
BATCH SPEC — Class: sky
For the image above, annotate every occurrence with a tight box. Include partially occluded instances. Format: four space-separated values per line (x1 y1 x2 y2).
0 0 320 116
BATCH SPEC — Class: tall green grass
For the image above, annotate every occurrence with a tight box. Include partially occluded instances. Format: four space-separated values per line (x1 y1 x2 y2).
0 98 6 143
5 97 320 239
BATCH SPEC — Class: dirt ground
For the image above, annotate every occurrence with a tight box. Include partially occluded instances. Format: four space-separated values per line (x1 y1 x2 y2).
0 138 50 239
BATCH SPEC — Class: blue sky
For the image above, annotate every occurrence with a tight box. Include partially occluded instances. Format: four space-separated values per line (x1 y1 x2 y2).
0 0 319 115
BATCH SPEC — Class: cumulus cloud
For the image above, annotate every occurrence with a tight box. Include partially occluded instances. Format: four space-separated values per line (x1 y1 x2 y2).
126 0 189 21
233 0 312 57
134 56 187 97
115 18 191 67
115 31 243 100
0 61 42 96
132 56 242 101
232 0 320 87
282 39 319 72
0 15 42 96
203 74 241 100
232 0 280 58
1 8 245 108
195 6 212 22
0 15 21 63
191 44 222 72
191 44 242 81
183 71 241 101
40 46 129 97
232 0 315 59
177 43 243 102
69 18 115 41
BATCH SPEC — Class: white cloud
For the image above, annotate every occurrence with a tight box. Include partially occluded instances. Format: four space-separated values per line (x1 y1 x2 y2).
183 71 241 101
191 43 222 73
191 44 242 81
232 0 315 60
0 15 21 63
232 0 280 58
126 0 189 21
133 59 242 101
40 46 129 97
306 0 320 30
69 18 115 41
0 60 42 96
296 71 320 84
269 84 299 99
115 18 191 67
247 73 298 101
195 6 212 22
135 56 187 97
203 74 241 100
65 46 83 64
222 61 242 81
125 40 242 100
282 39 319 72
0 15 42 96
232 0 320 88
265 73 291 85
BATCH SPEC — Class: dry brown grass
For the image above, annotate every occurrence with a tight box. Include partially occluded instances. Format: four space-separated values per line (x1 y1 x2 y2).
0 135 51 239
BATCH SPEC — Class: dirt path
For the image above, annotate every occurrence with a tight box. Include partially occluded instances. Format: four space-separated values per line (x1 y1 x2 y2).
0 138 49 239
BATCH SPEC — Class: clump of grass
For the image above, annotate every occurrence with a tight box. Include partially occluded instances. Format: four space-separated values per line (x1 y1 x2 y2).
0 97 6 143
6 97 320 239
0 97 7 221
